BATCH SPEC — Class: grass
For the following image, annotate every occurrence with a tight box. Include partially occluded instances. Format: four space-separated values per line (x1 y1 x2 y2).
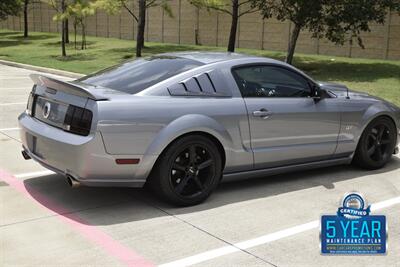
1 29 399 106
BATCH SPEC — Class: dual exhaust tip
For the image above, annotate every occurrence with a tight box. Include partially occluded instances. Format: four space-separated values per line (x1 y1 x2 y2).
66 174 80 188
21 150 80 188
21 150 31 160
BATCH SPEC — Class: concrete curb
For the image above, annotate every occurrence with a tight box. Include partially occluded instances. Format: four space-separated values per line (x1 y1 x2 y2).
0 59 84 79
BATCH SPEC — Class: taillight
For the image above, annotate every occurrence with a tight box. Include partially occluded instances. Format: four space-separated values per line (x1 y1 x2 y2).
63 105 93 136
26 85 37 116
26 93 34 116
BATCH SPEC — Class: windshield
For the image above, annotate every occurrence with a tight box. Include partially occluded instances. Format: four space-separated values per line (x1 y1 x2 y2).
78 56 204 94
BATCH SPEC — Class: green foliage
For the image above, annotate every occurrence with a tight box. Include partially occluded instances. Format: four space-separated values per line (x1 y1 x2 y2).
253 0 327 38
159 0 173 17
190 0 230 13
191 0 258 16
93 0 125 15
49 0 96 22
64 0 96 21
94 0 174 21
253 0 400 48
323 0 400 48
0 0 22 20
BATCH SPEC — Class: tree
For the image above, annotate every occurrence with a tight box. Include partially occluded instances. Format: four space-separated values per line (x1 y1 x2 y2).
0 0 21 21
190 0 259 52
65 19 70 43
21 0 41 38
61 0 67 56
252 0 325 64
252 0 400 64
65 0 97 49
323 0 400 50
96 0 173 57
47 0 68 56
23 0 29 37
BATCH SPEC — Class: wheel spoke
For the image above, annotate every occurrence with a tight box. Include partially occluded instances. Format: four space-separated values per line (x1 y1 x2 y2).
192 176 204 190
367 145 376 157
175 175 190 194
380 139 391 145
368 134 377 141
198 159 213 170
172 163 186 172
189 146 197 164
170 142 216 198
375 146 384 161
377 125 385 141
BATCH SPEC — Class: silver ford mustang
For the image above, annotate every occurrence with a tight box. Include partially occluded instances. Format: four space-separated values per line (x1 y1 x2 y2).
19 52 400 205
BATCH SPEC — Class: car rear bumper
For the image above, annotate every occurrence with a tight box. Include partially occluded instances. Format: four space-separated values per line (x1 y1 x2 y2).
18 112 154 187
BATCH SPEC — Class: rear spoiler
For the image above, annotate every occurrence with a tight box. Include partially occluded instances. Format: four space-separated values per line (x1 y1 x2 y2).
30 74 108 100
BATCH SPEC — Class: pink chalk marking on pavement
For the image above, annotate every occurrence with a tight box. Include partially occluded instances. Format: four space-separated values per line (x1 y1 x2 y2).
0 169 155 267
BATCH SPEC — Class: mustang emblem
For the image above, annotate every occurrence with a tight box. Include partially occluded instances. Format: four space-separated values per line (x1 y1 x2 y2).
43 102 51 119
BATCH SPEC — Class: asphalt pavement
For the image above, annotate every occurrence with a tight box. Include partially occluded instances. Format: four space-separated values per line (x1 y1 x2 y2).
1 64 399 267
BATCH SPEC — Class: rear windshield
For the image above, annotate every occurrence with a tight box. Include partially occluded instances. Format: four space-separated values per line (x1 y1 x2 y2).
78 56 204 94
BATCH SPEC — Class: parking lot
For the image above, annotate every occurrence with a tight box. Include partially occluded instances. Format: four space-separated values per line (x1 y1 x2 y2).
1 63 399 267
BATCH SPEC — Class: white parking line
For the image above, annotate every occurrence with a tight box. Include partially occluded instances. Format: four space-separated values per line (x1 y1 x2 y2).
0 127 20 131
0 102 26 106
14 170 55 179
159 196 400 267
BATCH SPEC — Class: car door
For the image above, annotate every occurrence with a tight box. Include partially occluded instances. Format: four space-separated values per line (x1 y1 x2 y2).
232 64 341 169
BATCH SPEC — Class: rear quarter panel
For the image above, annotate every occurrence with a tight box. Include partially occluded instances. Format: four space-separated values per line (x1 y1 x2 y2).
96 96 253 174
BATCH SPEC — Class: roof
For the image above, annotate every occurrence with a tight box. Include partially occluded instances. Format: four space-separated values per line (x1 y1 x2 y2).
160 51 256 64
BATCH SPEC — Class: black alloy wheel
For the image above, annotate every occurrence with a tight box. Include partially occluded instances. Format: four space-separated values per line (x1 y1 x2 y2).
354 117 397 170
150 135 222 206
365 124 392 162
170 144 215 198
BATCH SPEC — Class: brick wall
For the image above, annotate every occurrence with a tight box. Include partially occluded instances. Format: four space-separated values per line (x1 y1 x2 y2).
1 1 399 60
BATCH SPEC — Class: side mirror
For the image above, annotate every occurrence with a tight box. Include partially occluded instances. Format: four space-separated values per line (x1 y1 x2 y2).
311 85 323 102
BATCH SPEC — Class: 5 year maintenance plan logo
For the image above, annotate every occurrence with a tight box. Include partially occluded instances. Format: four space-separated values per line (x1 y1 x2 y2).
320 192 387 255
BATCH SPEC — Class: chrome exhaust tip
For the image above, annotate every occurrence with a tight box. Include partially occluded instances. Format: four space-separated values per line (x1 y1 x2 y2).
21 150 31 160
66 175 80 188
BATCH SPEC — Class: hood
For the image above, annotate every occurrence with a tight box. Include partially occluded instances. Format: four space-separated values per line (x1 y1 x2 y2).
318 81 379 100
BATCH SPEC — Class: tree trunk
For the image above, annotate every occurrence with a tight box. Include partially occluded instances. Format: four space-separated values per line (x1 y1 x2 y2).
61 0 67 57
23 0 28 38
286 24 301 65
74 21 77 50
136 0 146 57
65 19 69 43
227 0 239 52
61 20 67 57
81 22 86 50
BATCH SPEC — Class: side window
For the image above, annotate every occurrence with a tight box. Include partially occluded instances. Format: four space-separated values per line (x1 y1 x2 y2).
232 65 312 98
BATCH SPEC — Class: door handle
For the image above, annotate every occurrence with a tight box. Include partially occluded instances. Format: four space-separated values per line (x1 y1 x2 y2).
252 109 272 118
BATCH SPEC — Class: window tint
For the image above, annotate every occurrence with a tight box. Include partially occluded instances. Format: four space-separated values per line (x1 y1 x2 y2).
232 65 311 98
78 56 204 94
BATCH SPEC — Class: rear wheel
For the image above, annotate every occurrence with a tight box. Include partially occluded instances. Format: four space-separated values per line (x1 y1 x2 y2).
150 135 222 206
353 117 397 170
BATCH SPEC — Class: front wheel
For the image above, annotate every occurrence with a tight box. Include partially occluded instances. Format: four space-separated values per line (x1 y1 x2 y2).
149 135 222 206
353 117 397 170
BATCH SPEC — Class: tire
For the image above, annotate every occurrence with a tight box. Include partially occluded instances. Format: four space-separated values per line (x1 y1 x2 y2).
353 116 397 170
149 134 222 206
